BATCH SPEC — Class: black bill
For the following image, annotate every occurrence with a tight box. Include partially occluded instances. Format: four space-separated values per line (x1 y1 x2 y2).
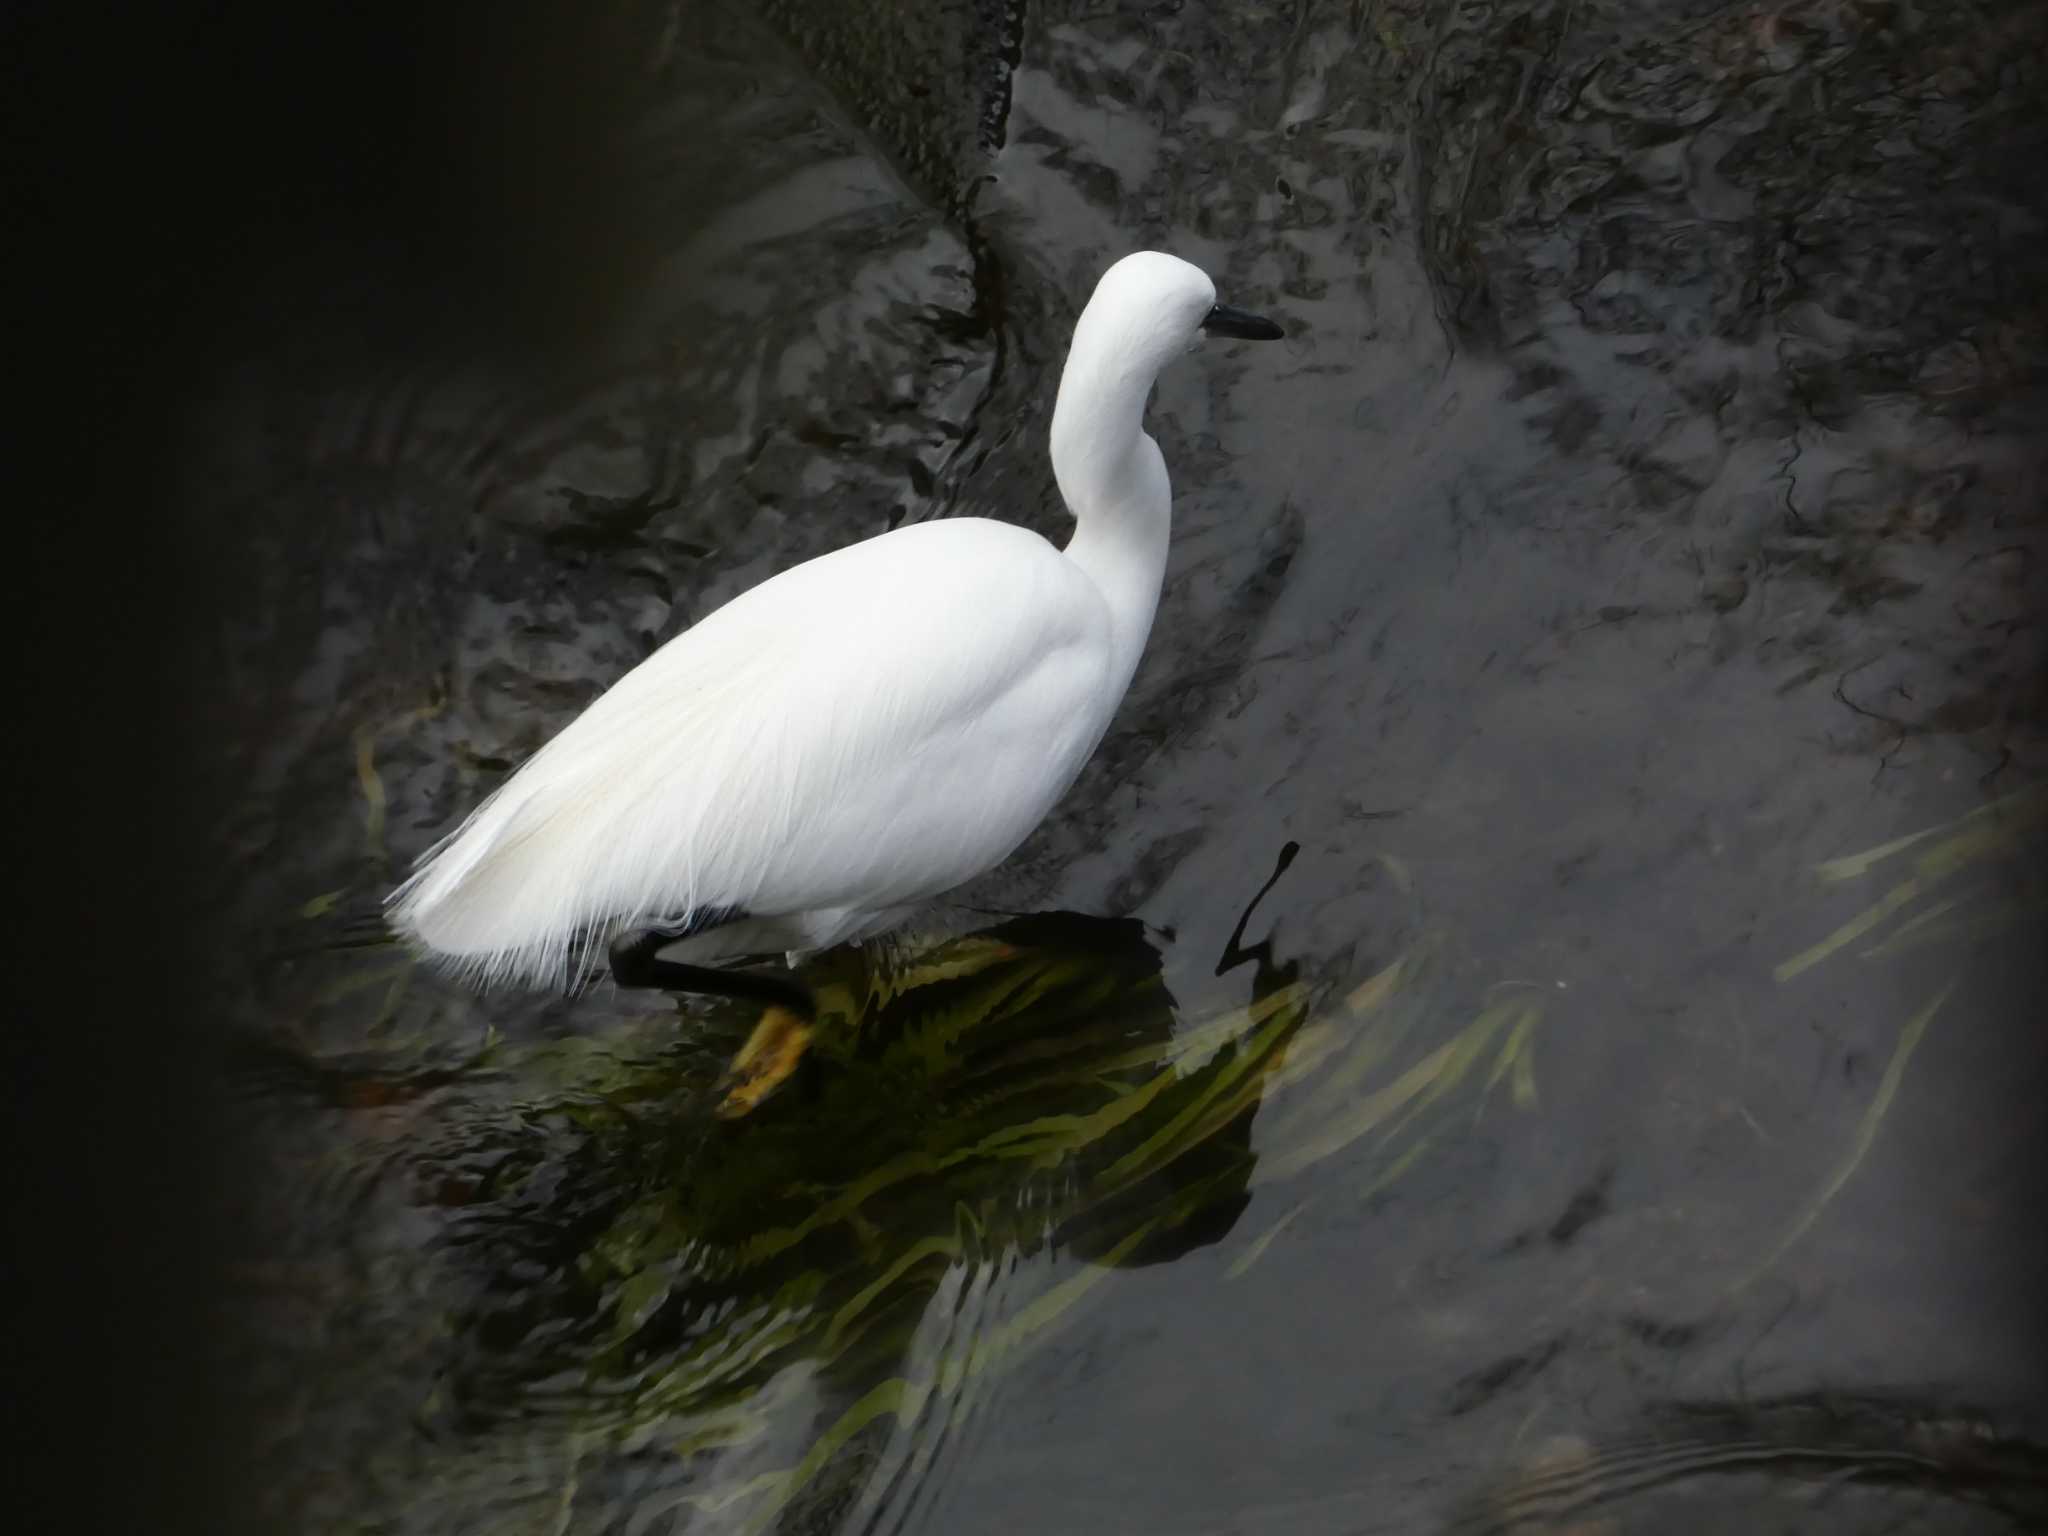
1200 302 1284 341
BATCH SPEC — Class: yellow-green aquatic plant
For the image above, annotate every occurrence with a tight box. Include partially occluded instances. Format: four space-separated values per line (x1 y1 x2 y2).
1751 782 2044 1286
299 911 1553 1532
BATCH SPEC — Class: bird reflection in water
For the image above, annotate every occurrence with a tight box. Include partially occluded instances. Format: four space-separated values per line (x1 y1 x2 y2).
410 878 1306 1522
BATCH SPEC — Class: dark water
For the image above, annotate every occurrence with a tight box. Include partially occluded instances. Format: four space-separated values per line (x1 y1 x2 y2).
198 0 2048 1531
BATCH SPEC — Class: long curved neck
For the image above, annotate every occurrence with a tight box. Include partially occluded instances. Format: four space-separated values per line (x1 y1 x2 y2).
1050 346 1173 696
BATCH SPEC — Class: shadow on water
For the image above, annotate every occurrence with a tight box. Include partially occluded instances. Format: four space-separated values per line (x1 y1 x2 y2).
190 0 2048 1530
237 881 1566 1532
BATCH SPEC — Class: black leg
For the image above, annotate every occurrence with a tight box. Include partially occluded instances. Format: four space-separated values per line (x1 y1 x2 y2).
608 925 816 1016
1214 840 1299 979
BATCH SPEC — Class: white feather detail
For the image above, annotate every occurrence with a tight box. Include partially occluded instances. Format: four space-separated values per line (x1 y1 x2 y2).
387 517 1114 988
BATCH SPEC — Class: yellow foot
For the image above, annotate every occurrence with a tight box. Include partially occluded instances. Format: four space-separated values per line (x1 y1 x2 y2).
714 1005 814 1119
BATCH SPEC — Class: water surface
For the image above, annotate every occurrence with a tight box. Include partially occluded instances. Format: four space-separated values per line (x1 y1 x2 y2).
205 0 2048 1530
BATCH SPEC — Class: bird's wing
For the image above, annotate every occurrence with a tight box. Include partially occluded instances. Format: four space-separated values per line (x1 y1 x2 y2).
388 518 1115 986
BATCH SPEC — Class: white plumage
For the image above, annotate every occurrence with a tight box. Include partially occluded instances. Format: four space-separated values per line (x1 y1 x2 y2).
388 251 1280 988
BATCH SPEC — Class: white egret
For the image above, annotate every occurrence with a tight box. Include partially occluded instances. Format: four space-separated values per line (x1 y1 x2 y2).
388 250 1280 1108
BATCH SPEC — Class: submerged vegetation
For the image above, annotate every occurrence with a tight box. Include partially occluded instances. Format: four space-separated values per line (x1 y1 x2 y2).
245 895 1552 1530
243 772 2047 1531
1774 783 2046 984
1752 783 2045 1285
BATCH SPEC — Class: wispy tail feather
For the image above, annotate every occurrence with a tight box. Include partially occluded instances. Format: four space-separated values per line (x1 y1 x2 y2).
385 775 604 989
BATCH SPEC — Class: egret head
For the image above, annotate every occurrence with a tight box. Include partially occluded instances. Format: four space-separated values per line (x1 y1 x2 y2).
1049 251 1282 519
1072 252 1284 382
